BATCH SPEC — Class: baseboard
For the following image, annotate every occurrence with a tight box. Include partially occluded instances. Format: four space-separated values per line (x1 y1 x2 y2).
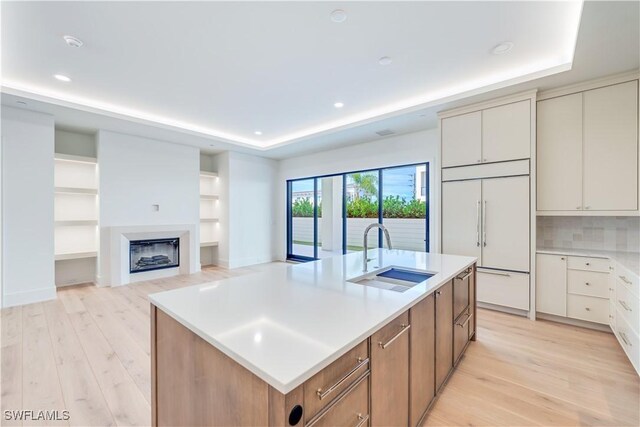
536 312 612 333
478 301 529 317
3 286 57 308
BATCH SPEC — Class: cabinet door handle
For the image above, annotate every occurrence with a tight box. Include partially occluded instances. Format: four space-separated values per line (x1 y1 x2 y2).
482 200 487 247
620 332 632 347
585 262 590 266
585 307 591 311
378 324 410 349
585 282 591 286
456 268 473 281
316 357 369 400
354 413 370 427
456 312 473 328
476 200 481 247
576 206 582 210
618 300 632 312
585 206 591 210
619 276 633 285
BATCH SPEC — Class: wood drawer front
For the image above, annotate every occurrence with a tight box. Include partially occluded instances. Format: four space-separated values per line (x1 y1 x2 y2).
477 269 529 311
616 281 639 335
567 256 610 273
453 268 472 320
567 294 609 324
304 340 369 421
453 309 472 366
567 270 609 298
307 374 369 427
615 312 640 373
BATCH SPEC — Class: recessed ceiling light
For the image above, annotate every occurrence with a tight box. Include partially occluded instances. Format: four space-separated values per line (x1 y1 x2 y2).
330 9 347 23
378 56 392 66
63 35 84 48
254 131 263 135
492 41 514 55
53 74 71 82
334 102 344 108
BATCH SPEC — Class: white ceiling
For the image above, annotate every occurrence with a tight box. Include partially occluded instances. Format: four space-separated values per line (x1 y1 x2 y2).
1 1 638 159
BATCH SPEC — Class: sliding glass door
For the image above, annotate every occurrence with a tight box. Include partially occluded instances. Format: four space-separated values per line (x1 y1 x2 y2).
287 162 429 261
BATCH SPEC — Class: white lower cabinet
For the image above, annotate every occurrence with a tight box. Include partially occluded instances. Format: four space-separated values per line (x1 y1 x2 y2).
567 294 609 324
536 254 567 316
477 269 529 311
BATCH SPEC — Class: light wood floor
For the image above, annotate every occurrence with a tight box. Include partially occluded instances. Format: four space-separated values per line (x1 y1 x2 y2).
1 265 638 427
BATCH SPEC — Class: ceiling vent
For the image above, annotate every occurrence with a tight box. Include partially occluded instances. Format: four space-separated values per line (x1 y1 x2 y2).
375 129 395 137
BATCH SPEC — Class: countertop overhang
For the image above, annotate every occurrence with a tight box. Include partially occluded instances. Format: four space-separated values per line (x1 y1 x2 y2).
149 249 476 394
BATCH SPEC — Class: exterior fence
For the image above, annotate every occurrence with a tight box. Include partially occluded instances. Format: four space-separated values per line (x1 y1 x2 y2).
292 217 427 252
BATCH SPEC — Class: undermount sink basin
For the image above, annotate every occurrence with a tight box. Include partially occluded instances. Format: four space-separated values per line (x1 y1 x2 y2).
348 267 435 293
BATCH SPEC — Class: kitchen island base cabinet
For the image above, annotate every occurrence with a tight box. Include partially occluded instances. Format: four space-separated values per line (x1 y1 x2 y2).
151 262 477 427
371 311 410 427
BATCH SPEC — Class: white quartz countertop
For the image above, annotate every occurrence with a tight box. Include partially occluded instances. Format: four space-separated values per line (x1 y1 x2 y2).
537 247 639 277
149 249 476 394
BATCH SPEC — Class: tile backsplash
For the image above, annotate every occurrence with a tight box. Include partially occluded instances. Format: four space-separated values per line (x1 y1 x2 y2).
537 216 640 252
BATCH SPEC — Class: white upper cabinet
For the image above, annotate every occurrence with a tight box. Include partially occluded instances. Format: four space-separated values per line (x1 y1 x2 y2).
441 100 531 168
583 80 638 211
537 93 583 211
482 100 531 163
537 79 639 213
441 111 481 167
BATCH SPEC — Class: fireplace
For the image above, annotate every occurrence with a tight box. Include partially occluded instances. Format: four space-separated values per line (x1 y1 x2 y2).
129 238 180 273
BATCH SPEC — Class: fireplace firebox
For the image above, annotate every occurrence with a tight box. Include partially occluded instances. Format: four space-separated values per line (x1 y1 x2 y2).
129 238 180 273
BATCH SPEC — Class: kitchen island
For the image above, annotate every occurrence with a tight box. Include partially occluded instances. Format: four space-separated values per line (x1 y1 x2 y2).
149 249 477 426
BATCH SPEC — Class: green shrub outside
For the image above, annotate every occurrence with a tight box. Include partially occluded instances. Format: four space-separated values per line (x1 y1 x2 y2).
292 196 426 219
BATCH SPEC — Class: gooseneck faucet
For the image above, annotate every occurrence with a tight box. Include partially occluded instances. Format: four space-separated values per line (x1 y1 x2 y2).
363 223 392 272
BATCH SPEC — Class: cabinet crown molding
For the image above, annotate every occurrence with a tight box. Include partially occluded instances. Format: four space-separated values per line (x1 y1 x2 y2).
537 70 640 101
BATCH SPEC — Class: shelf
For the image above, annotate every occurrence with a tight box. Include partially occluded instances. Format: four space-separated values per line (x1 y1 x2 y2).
200 241 219 248
200 171 219 178
55 220 98 226
200 194 219 200
55 251 98 261
201 218 219 223
55 186 98 195
55 154 97 164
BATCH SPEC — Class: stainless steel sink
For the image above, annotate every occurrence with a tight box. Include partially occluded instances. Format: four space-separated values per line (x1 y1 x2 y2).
348 267 435 293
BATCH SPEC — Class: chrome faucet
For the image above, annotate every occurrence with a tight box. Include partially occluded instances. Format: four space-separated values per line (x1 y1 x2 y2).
363 223 392 272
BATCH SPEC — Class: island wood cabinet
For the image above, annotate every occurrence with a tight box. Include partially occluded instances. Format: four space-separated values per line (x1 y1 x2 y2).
537 79 639 213
441 99 531 167
151 265 476 427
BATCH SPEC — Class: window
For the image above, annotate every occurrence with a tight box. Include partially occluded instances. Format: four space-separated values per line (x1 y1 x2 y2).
287 162 429 261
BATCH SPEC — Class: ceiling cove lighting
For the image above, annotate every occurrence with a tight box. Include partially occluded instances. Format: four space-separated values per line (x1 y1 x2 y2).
0 1 583 151
53 74 71 82
254 131 263 135
334 102 344 109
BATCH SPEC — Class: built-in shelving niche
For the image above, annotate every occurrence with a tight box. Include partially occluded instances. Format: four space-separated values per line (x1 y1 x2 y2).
54 129 99 287
200 170 220 267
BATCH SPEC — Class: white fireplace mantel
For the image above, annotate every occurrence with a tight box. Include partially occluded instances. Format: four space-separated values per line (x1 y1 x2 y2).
99 224 199 287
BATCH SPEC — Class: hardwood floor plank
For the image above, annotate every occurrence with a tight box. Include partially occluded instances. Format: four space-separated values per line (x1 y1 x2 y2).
67 310 150 427
21 303 68 426
42 300 116 426
1 306 23 427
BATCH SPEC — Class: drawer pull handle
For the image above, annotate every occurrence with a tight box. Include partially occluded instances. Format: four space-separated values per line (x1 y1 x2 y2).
585 262 590 266
355 413 370 427
560 257 565 260
585 307 591 311
456 269 473 281
620 332 632 347
456 312 473 328
585 282 590 286
477 269 510 277
618 300 632 312
316 357 369 400
378 324 410 349
619 276 633 285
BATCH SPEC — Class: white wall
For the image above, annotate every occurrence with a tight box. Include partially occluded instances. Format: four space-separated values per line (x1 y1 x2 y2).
277 129 440 260
213 151 278 268
97 130 200 282
2 107 56 307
